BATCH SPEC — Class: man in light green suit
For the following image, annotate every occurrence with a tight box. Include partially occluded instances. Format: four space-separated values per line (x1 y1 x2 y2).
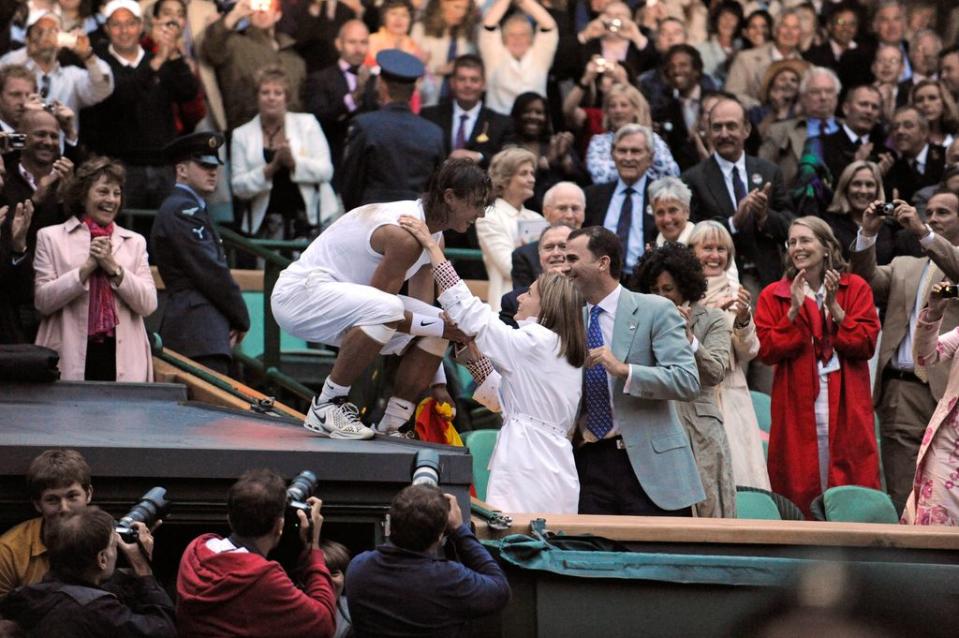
566 226 706 515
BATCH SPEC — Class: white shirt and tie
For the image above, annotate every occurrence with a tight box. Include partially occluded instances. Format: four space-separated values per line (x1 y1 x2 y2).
842 123 870 147
602 174 648 270
451 101 480 150
713 152 749 234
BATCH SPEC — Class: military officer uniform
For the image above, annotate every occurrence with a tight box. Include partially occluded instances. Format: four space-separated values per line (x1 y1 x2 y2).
151 133 250 374
336 50 445 211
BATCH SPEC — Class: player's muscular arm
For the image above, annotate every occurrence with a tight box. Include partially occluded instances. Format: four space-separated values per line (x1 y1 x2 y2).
369 225 425 293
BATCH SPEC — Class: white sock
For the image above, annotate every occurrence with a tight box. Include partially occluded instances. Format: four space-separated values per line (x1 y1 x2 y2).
318 377 350 404
376 397 415 432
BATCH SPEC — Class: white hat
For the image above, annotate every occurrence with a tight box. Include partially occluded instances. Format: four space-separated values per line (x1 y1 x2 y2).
25 9 62 30
101 0 143 20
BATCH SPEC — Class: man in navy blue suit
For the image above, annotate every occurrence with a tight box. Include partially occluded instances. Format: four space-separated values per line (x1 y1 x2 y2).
337 49 445 211
151 132 249 374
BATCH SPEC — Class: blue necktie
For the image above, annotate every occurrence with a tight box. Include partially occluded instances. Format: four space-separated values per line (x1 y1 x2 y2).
584 305 614 440
731 166 747 206
616 186 634 255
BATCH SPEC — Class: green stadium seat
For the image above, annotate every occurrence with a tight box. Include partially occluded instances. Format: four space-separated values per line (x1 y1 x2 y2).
735 491 782 520
750 390 772 433
816 486 900 524
461 429 499 502
239 291 309 358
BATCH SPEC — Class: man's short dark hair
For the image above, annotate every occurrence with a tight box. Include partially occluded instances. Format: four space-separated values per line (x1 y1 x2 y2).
664 44 703 74
27 449 91 501
46 507 114 581
423 158 493 225
452 53 484 76
382 75 417 103
0 64 37 94
845 83 882 104
227 469 287 537
939 45 959 63
387 485 449 552
568 226 623 279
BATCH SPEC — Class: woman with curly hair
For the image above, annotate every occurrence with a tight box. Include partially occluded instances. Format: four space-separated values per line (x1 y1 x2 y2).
754 216 881 518
631 242 736 517
33 157 158 382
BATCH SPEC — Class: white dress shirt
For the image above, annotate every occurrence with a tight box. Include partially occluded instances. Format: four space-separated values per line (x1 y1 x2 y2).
713 152 749 233
842 122 870 146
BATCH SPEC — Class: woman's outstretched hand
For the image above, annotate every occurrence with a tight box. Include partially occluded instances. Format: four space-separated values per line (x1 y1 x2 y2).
397 215 434 248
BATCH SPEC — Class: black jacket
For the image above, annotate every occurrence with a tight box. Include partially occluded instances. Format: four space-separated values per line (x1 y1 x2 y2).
151 185 249 359
0 221 32 344
82 49 198 165
584 179 657 273
821 125 891 186
510 241 540 290
305 61 378 169
0 572 176 638
419 102 514 168
883 144 946 202
682 154 794 287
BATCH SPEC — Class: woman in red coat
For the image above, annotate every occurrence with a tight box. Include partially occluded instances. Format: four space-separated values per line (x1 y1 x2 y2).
754 216 881 517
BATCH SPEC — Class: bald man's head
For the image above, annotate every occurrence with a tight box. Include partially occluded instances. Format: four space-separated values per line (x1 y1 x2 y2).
336 20 369 68
19 109 60 169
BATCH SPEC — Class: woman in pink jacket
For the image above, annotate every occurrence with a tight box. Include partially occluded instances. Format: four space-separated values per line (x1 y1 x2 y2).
34 157 158 382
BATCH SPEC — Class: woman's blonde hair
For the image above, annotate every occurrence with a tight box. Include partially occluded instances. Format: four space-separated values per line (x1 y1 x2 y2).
826 160 885 215
536 271 586 368
784 216 848 279
254 64 292 101
910 78 959 135
488 147 537 198
687 220 736 271
602 82 651 130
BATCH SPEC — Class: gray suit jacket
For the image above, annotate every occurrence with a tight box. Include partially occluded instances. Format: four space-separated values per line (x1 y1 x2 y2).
849 233 959 402
610 289 706 510
758 117 809 190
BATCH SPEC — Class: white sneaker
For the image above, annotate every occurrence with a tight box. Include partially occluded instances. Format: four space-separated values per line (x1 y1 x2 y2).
304 396 375 440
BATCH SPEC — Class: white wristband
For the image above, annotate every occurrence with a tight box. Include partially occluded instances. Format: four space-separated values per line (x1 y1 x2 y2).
409 313 445 337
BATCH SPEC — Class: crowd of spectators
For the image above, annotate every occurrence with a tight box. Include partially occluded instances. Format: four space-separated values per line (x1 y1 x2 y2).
0 0 958 592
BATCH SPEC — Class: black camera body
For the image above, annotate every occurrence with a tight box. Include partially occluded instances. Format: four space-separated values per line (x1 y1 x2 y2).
115 487 169 543
934 283 959 299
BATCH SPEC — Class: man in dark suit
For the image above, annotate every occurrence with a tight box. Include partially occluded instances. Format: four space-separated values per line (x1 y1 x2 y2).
647 44 716 172
151 132 250 375
510 181 584 289
884 106 946 202
802 1 860 73
305 19 376 171
420 54 513 170
584 124 658 279
500 222 574 327
681 97 793 296
0 198 34 344
337 50 444 211
822 84 890 183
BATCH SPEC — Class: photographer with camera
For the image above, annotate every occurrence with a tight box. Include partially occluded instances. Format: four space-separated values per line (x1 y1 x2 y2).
176 468 336 637
849 189 959 514
0 507 176 637
346 485 510 637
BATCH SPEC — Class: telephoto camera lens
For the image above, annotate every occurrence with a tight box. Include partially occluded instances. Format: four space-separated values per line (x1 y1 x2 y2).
286 470 318 512
115 487 169 542
412 449 441 487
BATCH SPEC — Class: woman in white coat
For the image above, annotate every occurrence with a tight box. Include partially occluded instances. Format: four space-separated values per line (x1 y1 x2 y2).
399 214 586 514
475 147 545 312
231 65 337 239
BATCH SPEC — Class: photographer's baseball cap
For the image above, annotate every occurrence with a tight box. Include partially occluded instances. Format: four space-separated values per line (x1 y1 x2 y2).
102 0 143 20
25 9 62 31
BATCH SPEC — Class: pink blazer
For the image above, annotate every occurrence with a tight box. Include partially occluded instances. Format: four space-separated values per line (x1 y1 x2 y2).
34 217 158 382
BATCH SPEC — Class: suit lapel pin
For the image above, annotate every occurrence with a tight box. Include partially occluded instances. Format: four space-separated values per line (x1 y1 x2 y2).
750 172 763 186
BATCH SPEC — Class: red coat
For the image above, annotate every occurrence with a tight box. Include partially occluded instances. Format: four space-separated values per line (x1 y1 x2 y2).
755 272 881 517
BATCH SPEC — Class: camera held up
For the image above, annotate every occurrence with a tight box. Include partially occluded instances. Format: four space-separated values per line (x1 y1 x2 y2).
115 487 170 543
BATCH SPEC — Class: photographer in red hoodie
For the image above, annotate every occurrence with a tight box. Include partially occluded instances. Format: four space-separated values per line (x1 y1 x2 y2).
175 468 336 637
